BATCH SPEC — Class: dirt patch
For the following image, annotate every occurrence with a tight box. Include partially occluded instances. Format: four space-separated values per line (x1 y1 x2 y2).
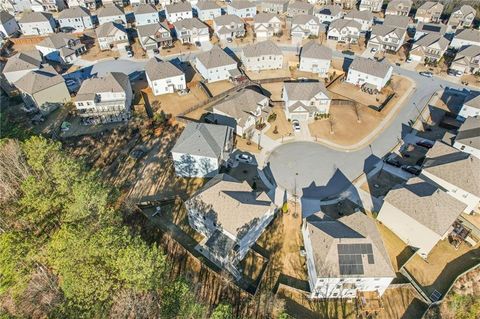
377 223 415 274
235 137 261 154
261 82 284 102
205 80 235 96
378 285 428 319
265 106 294 140
461 74 480 88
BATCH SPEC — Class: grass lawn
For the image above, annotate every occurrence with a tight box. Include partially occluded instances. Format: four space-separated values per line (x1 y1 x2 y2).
378 285 428 319
377 223 415 274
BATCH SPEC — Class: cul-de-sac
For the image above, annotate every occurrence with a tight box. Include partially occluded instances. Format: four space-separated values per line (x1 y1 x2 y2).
0 0 479 318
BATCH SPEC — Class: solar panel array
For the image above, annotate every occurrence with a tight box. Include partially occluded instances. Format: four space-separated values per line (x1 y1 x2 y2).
337 244 375 275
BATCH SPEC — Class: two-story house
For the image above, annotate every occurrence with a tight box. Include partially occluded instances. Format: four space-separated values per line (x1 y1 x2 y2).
166 1 192 23
282 81 331 120
186 174 276 278
303 211 395 299
410 32 449 63
359 0 382 12
194 46 240 83
0 0 32 14
2 50 42 84
367 15 408 52
415 1 443 23
213 14 245 42
299 41 332 77
291 14 322 40
58 6 93 32
35 32 86 64
241 40 283 71
327 18 361 44
344 9 374 32
18 11 55 35
173 17 209 44
137 22 173 51
315 5 343 24
450 29 480 50
75 72 133 124
96 21 129 51
253 12 282 39
414 21 446 41
195 0 221 22
458 92 480 120
346 57 393 91
447 5 476 33
134 3 159 26
333 0 356 10
261 0 289 14
287 1 314 17
171 123 234 177
385 0 412 16
145 57 186 96
97 4 126 25
0 10 19 37
453 116 480 160
450 45 480 75
227 0 256 19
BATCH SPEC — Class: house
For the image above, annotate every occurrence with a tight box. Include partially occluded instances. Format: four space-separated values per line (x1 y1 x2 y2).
145 57 186 96
359 0 382 12
57 7 93 32
0 10 19 37
413 22 446 41
97 4 126 25
18 11 55 35
195 1 221 22
194 46 240 83
241 40 283 71
134 3 159 26
15 65 70 115
450 29 480 50
458 92 480 120
212 89 270 135
409 32 449 63
287 1 314 17
282 81 331 120
291 14 322 40
102 0 127 7
185 174 276 277
253 12 282 39
299 41 332 77
315 5 343 24
333 0 356 10
454 116 480 159
95 21 129 51
385 0 411 16
171 123 234 177
415 1 443 23
2 50 42 84
344 9 374 32
173 17 209 44
35 32 86 64
166 1 192 23
447 5 476 32
378 177 467 258
75 72 132 124
421 141 480 214
261 0 289 14
213 14 245 42
346 57 393 91
367 15 408 52
131 0 158 6
30 0 65 12
303 211 395 299
0 0 31 14
137 22 173 51
450 45 480 75
327 19 361 44
66 0 98 10
227 0 256 19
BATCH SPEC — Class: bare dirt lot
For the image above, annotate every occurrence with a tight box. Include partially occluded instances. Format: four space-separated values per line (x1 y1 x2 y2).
265 105 294 140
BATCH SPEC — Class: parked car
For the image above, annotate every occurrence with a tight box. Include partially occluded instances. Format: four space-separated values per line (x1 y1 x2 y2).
447 69 462 77
384 155 401 167
292 120 301 132
419 71 433 78
416 140 433 149
235 153 253 164
401 165 421 176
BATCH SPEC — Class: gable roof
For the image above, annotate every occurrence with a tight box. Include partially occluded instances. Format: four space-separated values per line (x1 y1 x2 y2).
306 211 395 278
418 1 441 11
228 0 255 10
134 3 157 15
0 10 15 23
370 24 405 39
15 65 65 94
454 28 480 42
37 32 79 49
242 40 282 58
464 91 480 110
136 21 170 39
196 45 237 69
166 1 192 14
383 14 409 29
292 14 319 25
301 40 332 60
349 57 392 78
58 6 90 19
171 122 231 158
288 1 313 11
283 81 330 100
415 32 449 50
345 9 373 21
317 4 342 16
95 21 126 38
422 141 480 197
18 11 53 23
213 89 268 126
3 50 42 73
76 72 130 101
386 0 412 11
174 17 207 30
186 174 275 238
384 177 466 235
329 18 361 31
196 0 220 10
145 57 183 81
214 13 244 26
254 12 280 24
97 4 124 17
455 4 476 16
456 116 480 150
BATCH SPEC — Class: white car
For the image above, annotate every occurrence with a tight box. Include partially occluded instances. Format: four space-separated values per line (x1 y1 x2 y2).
292 120 301 132
235 153 253 164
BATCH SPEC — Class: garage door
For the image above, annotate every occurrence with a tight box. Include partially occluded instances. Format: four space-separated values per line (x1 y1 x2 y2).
291 113 308 121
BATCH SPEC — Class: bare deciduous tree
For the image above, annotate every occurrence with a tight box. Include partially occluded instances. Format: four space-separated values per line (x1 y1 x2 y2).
0 140 31 205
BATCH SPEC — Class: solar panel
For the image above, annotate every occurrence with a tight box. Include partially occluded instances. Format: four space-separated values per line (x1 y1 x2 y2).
337 244 375 275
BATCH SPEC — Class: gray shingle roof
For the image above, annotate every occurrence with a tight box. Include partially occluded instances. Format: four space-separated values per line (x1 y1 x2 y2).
95 21 126 38
457 4 476 16
134 3 157 14
58 6 90 19
76 72 130 101
288 1 313 11
196 0 220 10
15 65 65 94
306 211 395 278
3 50 42 73
370 24 405 38
383 14 409 29
456 116 480 150
36 32 78 49
345 9 373 21
97 4 124 17
301 40 332 60
18 11 53 23
329 18 361 32
0 10 15 23
418 1 439 11
292 14 319 25
384 177 466 235
415 32 449 51
145 57 183 81
214 13 244 26
171 122 231 158
174 17 207 30
228 0 255 10
386 0 412 11
283 81 330 100
195 45 237 69
242 40 282 58
166 1 192 14
213 89 268 126
317 4 342 16
349 57 392 79
422 141 480 197
254 12 280 24
464 91 480 110
454 28 480 42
